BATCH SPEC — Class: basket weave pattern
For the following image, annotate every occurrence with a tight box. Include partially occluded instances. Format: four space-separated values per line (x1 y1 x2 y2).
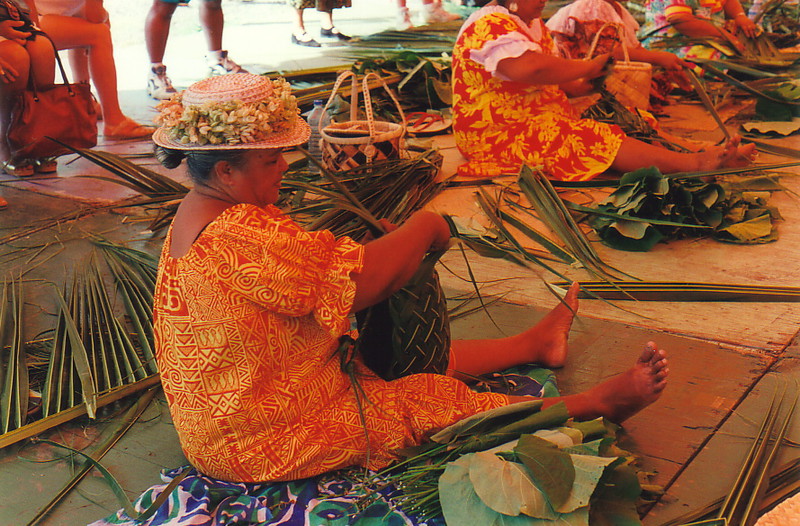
319 71 407 172
586 23 652 110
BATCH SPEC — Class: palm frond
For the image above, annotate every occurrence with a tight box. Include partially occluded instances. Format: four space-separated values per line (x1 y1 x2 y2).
551 281 800 301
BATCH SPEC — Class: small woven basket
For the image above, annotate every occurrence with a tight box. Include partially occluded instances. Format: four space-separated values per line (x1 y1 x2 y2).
319 71 407 172
586 23 652 110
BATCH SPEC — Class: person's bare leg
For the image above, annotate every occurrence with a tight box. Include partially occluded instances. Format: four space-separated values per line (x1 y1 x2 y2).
449 282 580 377
39 15 128 127
67 49 90 83
0 41 31 162
199 0 224 52
530 342 669 423
292 6 306 35
612 136 757 174
145 0 177 64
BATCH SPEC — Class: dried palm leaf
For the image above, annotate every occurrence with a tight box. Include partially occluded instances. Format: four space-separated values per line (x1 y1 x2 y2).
551 281 800 302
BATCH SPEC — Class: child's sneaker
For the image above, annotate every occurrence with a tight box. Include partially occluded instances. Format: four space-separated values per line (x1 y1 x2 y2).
147 65 177 100
207 51 247 76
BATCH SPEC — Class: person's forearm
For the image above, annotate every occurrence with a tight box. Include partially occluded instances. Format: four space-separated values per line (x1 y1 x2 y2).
351 212 449 312
669 15 726 39
496 51 599 85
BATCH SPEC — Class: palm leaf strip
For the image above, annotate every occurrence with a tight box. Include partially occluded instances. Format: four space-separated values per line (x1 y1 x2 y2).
739 385 797 525
26 387 159 525
517 165 631 280
0 375 160 450
473 188 575 282
551 280 800 301
52 285 97 418
0 280 28 434
685 69 732 141
692 62 800 105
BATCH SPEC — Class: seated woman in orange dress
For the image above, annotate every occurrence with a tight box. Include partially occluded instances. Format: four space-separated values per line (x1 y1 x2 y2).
451 0 756 180
152 72 671 483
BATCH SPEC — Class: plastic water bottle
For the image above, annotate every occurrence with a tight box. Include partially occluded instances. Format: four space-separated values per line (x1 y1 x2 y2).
305 100 331 171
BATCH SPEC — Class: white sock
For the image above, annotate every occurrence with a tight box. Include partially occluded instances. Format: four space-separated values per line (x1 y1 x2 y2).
150 62 166 70
207 50 224 61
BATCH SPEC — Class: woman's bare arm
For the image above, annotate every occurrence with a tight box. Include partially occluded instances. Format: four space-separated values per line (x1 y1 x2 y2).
350 211 451 313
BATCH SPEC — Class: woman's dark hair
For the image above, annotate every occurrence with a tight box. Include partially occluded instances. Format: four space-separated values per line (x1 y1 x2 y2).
154 145 250 184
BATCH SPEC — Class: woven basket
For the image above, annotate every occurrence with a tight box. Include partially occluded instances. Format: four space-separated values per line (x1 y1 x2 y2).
319 71 407 172
356 251 450 381
586 23 652 110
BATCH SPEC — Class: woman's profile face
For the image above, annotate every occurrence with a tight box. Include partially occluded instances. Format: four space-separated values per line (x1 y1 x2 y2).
228 149 288 207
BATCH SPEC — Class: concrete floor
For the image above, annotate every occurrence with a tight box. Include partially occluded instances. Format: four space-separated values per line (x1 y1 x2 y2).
0 2 799 525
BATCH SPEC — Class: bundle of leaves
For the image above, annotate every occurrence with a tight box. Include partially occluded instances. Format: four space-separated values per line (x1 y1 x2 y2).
385 402 646 524
581 89 685 151
355 51 453 117
585 167 781 251
754 79 800 121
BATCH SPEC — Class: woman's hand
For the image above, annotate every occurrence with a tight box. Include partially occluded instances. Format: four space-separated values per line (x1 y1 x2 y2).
0 56 20 84
733 13 759 38
652 51 689 71
584 52 612 80
0 20 31 43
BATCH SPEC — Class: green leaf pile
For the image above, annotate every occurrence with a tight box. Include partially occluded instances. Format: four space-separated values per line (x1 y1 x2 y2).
438 425 639 525
585 167 780 251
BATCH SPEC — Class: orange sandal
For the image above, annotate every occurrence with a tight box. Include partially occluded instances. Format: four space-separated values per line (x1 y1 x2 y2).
404 111 452 136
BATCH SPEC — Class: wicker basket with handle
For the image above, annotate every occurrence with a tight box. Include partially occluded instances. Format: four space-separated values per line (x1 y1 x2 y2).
319 71 407 172
586 23 652 110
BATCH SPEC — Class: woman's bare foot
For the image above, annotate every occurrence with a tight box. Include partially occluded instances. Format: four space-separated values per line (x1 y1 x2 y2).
696 136 757 171
587 342 669 423
514 282 580 368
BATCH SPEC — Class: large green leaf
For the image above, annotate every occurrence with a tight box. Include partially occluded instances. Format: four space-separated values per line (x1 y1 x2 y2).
514 435 575 511
470 451 557 519
558 454 617 513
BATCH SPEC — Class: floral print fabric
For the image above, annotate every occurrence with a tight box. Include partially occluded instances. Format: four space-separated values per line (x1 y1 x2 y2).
640 0 726 60
153 203 508 483
451 6 624 180
546 0 641 59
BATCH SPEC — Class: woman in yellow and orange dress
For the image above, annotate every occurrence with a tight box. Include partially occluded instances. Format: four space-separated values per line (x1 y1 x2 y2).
451 0 755 181
151 72 671 484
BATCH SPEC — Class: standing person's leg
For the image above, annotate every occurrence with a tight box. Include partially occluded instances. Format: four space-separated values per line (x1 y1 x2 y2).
38 15 152 139
289 1 321 46
0 41 34 175
145 0 178 99
318 0 351 41
396 0 413 30
200 0 245 75
0 36 56 175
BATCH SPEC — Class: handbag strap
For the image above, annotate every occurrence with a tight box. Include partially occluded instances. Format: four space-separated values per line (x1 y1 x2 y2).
323 70 407 144
27 32 74 100
585 22 630 64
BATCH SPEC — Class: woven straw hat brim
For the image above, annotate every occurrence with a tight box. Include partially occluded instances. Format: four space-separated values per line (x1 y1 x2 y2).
152 117 311 151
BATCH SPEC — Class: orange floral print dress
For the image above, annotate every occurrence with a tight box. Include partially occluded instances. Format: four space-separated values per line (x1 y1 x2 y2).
452 6 625 180
153 203 509 483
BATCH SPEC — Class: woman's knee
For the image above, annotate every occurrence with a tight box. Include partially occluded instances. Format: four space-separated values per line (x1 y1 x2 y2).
0 41 31 88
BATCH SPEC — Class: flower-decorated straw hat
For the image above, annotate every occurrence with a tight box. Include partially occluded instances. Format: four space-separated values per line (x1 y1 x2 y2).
152 73 310 150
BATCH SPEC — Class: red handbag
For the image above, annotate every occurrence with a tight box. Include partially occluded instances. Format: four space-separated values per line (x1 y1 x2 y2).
8 35 97 159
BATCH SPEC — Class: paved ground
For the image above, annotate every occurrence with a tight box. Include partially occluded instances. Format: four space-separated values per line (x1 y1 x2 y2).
0 3 798 525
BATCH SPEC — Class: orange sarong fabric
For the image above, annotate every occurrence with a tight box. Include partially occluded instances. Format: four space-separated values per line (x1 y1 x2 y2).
154 204 508 483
